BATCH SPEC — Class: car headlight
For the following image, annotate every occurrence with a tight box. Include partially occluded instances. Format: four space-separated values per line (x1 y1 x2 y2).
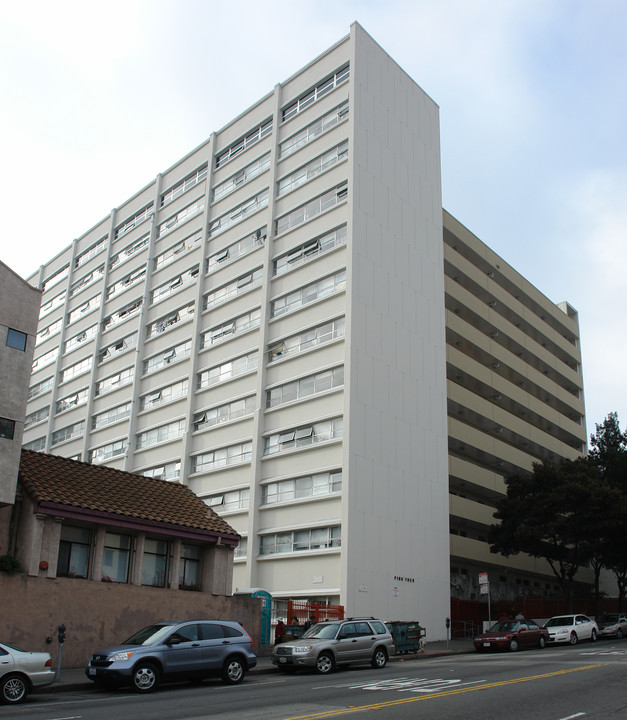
606 625 618 631
293 645 313 654
109 651 135 662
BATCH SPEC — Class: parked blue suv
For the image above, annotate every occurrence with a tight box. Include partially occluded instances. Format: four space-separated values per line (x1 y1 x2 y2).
86 620 257 692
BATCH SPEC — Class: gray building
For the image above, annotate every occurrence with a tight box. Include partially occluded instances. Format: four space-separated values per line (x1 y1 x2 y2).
20 23 588 634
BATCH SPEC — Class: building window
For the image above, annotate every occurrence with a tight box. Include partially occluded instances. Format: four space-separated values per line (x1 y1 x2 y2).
197 351 258 390
89 439 128 464
102 298 143 332
24 406 50 428
98 333 138 364
194 396 255 431
262 470 342 504
95 367 134 396
41 265 70 292
67 295 102 325
39 290 66 319
141 461 181 481
203 267 263 309
0 418 16 440
215 119 272 169
158 198 205 238
280 101 349 158
275 182 348 235
114 204 153 239
201 308 261 348
28 376 54 400
64 324 98 354
206 227 266 274
59 356 93 384
213 153 271 202
274 225 347 276
56 387 89 414
205 488 250 512
69 265 105 297
264 418 343 455
146 302 195 339
191 441 253 473
139 379 188 411
154 231 202 271
142 539 168 587
267 366 344 408
106 266 147 300
209 189 269 237
7 328 28 351
136 420 186 450
278 141 348 197
143 340 192 375
57 526 91 578
32 347 59 372
102 532 131 582
75 237 107 269
271 270 346 318
51 421 85 446
179 545 200 589
109 234 150 270
161 164 208 207
260 526 341 555
151 266 199 304
268 316 345 363
234 537 247 559
35 318 63 346
23 436 46 451
281 65 349 122
92 402 132 430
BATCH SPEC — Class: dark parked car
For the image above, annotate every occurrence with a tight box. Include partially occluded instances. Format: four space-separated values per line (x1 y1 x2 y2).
86 620 256 692
597 613 627 639
474 619 549 652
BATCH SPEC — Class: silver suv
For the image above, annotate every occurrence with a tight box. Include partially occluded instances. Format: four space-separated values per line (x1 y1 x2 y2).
86 620 257 692
272 617 394 674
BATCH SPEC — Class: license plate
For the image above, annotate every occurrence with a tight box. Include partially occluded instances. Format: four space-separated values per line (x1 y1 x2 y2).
279 657 287 664
482 642 490 647
89 668 96 675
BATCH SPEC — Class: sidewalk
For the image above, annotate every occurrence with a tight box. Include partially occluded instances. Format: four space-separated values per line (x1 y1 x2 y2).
47 639 474 694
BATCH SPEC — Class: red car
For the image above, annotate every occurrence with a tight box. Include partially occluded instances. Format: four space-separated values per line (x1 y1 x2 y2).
474 619 549 652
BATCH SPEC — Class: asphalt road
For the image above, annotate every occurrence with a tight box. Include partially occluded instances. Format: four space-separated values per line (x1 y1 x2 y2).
3 642 625 720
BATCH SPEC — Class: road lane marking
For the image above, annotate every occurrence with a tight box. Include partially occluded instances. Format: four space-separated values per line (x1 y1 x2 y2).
559 714 586 719
280 664 606 720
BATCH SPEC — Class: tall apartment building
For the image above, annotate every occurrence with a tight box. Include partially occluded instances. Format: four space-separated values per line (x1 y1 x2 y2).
20 23 587 633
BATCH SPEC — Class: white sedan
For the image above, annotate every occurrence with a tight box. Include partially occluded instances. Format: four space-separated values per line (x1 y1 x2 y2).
0 642 55 704
543 614 598 644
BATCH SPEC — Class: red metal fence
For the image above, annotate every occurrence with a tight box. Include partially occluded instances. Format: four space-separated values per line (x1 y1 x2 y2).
287 600 344 625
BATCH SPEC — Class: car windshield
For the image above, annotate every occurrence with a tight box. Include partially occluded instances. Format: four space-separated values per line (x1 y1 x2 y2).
123 624 174 646
487 621 518 633
545 616 573 627
303 623 340 639
1 642 26 653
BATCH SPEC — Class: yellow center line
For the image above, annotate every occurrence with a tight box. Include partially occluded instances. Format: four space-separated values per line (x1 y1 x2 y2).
280 663 607 720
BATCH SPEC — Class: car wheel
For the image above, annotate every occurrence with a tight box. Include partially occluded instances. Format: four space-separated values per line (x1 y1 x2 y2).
222 656 245 684
569 632 578 645
617 628 624 640
509 638 519 652
0 674 29 704
315 652 335 674
131 662 160 693
590 629 597 642
538 636 546 649
371 648 388 669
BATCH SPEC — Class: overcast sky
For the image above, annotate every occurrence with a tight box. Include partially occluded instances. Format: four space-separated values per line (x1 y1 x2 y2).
1 0 625 438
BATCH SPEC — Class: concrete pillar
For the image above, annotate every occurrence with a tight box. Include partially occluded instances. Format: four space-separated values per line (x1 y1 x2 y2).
131 533 145 585
26 514 46 576
91 526 106 581
170 538 182 590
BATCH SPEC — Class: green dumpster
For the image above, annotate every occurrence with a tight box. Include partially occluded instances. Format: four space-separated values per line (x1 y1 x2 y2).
386 622 426 654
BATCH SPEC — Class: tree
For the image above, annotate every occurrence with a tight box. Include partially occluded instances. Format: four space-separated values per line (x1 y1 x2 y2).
588 412 627 612
489 458 607 612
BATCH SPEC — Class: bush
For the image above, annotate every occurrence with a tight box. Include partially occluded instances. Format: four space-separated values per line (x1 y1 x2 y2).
0 555 21 574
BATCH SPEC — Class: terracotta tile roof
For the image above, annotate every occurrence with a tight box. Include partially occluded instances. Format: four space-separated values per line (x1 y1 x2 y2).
19 450 238 540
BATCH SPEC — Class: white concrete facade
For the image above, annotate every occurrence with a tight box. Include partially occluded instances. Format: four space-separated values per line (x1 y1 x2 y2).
20 23 589 634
